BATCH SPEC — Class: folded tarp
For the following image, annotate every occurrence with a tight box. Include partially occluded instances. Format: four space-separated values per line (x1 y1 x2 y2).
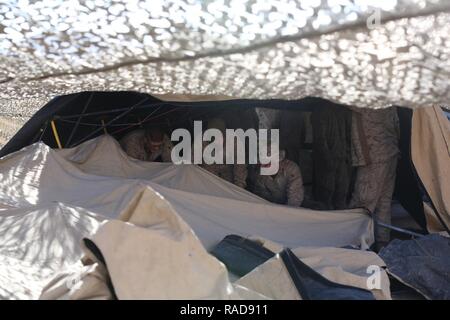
211 235 276 277
211 235 384 300
279 248 375 300
0 135 375 299
235 238 391 300
41 188 269 300
0 203 104 299
0 135 374 249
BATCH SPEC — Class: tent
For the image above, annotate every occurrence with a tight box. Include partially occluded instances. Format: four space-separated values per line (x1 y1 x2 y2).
0 132 383 299
1 91 449 235
0 91 448 299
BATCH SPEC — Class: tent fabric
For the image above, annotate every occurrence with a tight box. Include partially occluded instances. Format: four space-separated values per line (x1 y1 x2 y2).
40 188 269 300
44 188 250 300
278 248 375 300
211 236 381 300
0 134 374 249
0 134 374 299
411 106 450 232
211 235 276 277
0 203 104 299
235 239 391 300
379 234 450 300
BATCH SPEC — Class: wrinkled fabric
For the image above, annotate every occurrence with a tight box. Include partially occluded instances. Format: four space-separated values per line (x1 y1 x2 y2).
380 234 450 300
312 104 352 210
356 107 400 164
253 159 304 207
119 129 173 162
349 107 400 243
351 111 370 167
236 238 391 300
41 187 267 300
411 106 450 232
0 135 376 299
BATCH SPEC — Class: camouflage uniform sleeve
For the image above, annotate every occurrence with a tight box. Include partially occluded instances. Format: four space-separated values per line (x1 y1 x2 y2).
120 132 147 161
285 160 304 206
233 164 248 189
253 175 273 201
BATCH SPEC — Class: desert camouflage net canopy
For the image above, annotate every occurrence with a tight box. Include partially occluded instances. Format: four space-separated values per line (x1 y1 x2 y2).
0 0 450 119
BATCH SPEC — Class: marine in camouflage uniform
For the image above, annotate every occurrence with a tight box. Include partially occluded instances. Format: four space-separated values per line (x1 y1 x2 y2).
199 118 248 189
349 106 400 244
252 151 304 207
119 128 173 162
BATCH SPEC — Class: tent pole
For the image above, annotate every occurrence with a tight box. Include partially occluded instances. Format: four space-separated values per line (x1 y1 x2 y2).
377 221 425 238
55 103 170 120
50 120 62 149
55 106 145 120
66 92 94 147
69 97 150 147
107 105 165 136
54 99 305 121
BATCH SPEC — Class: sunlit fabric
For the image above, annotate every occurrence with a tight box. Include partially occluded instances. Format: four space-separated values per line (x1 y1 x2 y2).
0 1 450 146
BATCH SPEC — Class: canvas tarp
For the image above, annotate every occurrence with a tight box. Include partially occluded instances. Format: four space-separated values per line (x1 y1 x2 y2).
39 190 387 300
40 187 269 300
0 134 375 299
235 239 391 300
380 234 450 300
411 106 450 232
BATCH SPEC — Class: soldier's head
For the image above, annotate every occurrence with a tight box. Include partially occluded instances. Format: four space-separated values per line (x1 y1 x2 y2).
145 127 164 154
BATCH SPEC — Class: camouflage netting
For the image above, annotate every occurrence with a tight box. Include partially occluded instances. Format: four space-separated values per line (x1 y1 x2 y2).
1 1 450 147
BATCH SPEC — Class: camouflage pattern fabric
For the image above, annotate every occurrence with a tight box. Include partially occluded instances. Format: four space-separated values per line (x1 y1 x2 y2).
349 107 400 243
252 158 304 207
350 156 399 243
200 163 248 189
119 129 173 162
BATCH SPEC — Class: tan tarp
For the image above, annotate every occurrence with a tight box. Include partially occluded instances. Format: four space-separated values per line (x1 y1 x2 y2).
0 203 104 299
40 187 269 300
0 135 375 299
236 240 391 300
40 191 387 300
40 188 262 300
411 106 450 232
